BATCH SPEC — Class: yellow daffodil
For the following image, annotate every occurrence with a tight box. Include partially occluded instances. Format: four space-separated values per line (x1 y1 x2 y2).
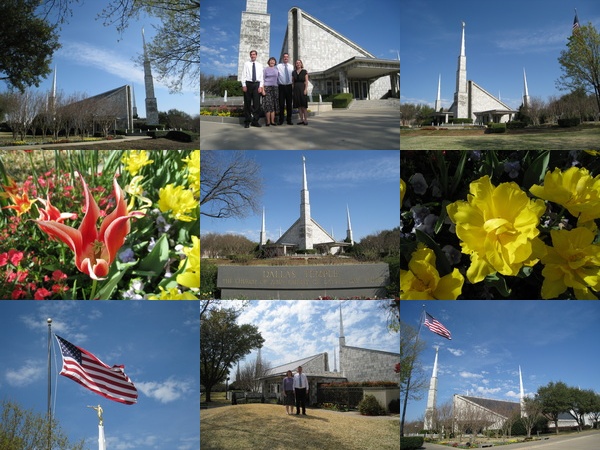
540 227 600 300
148 286 198 300
157 183 197 222
400 243 464 300
121 150 154 176
177 235 200 289
530 167 600 224
183 150 200 196
401 178 406 206
584 150 600 156
447 175 546 284
124 175 153 212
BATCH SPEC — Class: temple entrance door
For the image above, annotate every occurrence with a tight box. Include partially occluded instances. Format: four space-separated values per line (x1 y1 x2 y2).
352 81 360 99
362 81 369 99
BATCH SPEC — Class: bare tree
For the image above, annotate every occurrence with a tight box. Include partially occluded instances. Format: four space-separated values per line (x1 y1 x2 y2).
522 396 544 438
236 354 271 393
435 399 454 439
400 321 427 436
200 151 262 219
3 90 44 140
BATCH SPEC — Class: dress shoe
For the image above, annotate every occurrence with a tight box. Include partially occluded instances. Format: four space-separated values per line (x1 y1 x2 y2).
287 121 293 125
251 123 262 127
278 121 284 125
244 123 250 128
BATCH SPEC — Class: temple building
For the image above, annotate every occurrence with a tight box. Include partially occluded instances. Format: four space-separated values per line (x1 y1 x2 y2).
435 22 527 125
262 156 353 257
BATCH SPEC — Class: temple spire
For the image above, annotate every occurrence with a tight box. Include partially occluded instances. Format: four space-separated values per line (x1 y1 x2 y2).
260 207 266 247
142 27 159 125
424 347 439 430
339 303 345 347
434 74 441 111
522 68 530 108
300 156 312 249
346 205 354 245
519 365 526 417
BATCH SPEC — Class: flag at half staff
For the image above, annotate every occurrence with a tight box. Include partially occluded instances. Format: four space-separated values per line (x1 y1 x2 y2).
424 313 452 340
55 335 138 405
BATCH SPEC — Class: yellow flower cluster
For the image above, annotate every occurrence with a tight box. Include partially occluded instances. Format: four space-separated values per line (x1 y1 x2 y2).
446 176 546 284
530 167 600 224
148 287 198 300
400 243 464 300
400 178 406 206
158 184 197 222
177 235 200 290
183 150 200 196
121 150 154 176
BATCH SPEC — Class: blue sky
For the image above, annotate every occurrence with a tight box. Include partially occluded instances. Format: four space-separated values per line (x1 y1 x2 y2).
226 300 399 382
0 301 199 450
200 150 400 243
0 1 199 117
400 301 600 423
201 0 401 77
400 0 600 110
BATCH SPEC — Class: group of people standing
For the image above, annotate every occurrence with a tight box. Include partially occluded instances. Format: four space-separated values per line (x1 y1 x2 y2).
282 366 309 416
242 51 309 128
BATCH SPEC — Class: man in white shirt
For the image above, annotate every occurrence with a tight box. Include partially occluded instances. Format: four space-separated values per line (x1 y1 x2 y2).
241 50 264 128
276 52 294 125
293 365 309 415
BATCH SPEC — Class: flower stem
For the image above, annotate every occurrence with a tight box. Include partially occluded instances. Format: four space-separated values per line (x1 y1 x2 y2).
90 279 98 300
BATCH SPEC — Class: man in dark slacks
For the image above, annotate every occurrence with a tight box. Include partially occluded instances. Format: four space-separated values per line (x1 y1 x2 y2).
277 53 294 125
293 365 308 415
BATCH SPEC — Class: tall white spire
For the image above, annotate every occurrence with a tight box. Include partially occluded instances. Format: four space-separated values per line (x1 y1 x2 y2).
519 365 526 417
523 68 530 108
434 74 442 112
424 347 439 431
142 27 159 125
346 205 354 245
260 207 266 247
339 303 345 347
453 21 468 119
300 156 312 249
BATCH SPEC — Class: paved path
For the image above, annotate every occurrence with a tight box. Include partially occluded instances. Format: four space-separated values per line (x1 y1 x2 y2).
200 107 400 150
418 431 600 450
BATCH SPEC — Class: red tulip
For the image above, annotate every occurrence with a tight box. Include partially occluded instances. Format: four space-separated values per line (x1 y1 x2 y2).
35 173 143 280
37 196 78 223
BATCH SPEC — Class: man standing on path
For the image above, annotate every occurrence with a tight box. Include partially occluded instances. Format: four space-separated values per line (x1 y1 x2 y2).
242 50 264 128
277 53 294 125
293 365 309 415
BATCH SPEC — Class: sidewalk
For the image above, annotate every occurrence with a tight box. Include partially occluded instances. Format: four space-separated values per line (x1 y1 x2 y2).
200 107 400 150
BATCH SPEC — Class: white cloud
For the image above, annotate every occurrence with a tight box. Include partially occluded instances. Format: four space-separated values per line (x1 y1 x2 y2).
137 377 193 403
447 348 464 356
459 371 483 379
6 360 44 387
476 386 501 395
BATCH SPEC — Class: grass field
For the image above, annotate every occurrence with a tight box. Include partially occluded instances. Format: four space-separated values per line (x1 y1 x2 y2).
200 403 400 450
400 126 600 150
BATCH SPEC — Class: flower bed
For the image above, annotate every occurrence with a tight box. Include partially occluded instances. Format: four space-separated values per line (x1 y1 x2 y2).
0 150 199 299
400 150 600 300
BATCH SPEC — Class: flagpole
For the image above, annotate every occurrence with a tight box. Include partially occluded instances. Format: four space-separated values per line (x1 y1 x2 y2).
47 317 52 450
400 304 426 436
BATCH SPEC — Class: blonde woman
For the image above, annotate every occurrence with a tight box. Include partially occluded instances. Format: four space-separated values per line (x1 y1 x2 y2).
292 59 309 125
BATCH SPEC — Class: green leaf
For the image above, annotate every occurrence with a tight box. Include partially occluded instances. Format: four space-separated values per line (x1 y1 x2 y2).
484 273 511 297
95 261 137 300
523 150 550 190
137 233 170 275
415 229 452 277
434 200 450 235
449 151 468 196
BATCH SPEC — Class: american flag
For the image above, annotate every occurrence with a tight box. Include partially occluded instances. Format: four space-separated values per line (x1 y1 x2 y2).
55 335 138 405
573 11 580 32
424 313 452 340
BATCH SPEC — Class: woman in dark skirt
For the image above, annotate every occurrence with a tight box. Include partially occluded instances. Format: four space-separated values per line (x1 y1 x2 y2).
292 59 309 125
282 370 295 415
262 57 279 126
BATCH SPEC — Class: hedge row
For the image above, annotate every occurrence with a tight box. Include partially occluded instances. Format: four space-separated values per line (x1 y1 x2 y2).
332 93 353 108
557 118 581 127
400 436 424 449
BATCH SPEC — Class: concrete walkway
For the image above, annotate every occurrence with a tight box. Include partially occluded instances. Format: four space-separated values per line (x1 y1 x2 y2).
200 106 400 150
418 431 600 450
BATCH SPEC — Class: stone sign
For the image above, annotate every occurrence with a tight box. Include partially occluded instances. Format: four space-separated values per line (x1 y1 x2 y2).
217 263 390 299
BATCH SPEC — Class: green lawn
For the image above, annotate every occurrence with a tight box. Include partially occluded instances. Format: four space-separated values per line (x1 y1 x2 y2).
400 127 600 150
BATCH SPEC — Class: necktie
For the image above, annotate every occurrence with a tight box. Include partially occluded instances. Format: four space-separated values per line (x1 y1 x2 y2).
299 375 302 387
285 65 290 84
252 62 256 82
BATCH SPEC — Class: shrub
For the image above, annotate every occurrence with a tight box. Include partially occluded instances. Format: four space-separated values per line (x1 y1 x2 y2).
332 93 353 108
147 130 169 139
400 436 424 450
165 130 197 143
388 398 400 414
557 117 581 127
358 395 386 416
200 262 219 299
486 123 506 133
507 121 527 129
451 118 473 124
